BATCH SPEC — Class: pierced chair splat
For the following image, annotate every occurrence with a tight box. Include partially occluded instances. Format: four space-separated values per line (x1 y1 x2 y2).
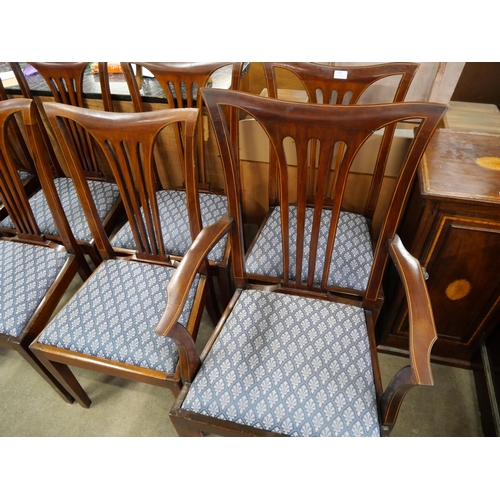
156 88 446 437
29 103 212 407
119 62 244 309
0 98 80 403
247 62 420 313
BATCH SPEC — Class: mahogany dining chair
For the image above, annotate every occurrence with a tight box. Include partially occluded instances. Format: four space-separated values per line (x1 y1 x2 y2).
245 62 420 321
115 62 244 310
156 88 446 436
29 103 212 407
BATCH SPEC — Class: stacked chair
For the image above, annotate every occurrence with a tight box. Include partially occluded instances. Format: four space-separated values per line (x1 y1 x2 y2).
2 63 447 437
156 87 447 437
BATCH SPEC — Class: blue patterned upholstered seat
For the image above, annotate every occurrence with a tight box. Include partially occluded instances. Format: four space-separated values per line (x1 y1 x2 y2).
37 259 200 374
246 206 374 292
112 190 228 262
0 177 120 243
0 240 69 337
181 289 380 437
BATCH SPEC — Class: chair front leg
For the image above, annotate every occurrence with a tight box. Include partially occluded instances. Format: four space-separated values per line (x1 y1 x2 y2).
30 345 92 408
13 342 75 404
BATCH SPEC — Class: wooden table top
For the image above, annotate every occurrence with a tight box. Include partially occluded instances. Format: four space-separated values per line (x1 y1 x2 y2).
419 128 500 206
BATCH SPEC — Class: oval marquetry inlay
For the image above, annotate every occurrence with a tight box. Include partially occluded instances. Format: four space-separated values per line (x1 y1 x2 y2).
445 279 471 300
476 157 500 171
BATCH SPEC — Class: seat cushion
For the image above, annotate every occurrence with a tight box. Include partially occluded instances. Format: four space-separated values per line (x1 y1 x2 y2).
0 240 70 337
0 177 120 243
182 289 380 437
245 206 374 292
111 190 228 262
37 259 200 374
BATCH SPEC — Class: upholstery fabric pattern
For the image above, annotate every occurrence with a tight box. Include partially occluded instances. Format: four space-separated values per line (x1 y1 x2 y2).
245 206 374 291
37 259 200 374
0 240 69 337
17 170 31 182
112 190 228 262
182 289 380 437
0 177 120 243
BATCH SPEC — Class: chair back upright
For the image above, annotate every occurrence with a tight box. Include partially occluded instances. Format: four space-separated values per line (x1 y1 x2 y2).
43 102 201 264
262 62 420 215
202 88 446 308
9 63 66 178
0 75 37 177
0 99 88 271
0 100 45 245
121 62 243 190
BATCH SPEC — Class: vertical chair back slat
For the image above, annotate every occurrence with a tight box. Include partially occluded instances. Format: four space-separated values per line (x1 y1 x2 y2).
97 62 115 112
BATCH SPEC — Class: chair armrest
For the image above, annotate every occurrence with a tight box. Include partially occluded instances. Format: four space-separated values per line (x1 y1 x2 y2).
379 234 438 431
155 214 233 383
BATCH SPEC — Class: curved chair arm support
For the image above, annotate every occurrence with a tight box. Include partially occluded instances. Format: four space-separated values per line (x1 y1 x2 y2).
379 235 438 429
167 323 203 385
154 215 233 382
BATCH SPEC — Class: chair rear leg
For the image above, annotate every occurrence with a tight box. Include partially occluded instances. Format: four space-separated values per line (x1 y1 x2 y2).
215 264 233 312
14 344 75 404
85 244 102 268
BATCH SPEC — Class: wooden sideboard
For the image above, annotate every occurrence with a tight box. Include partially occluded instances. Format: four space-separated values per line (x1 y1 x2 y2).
378 128 500 368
